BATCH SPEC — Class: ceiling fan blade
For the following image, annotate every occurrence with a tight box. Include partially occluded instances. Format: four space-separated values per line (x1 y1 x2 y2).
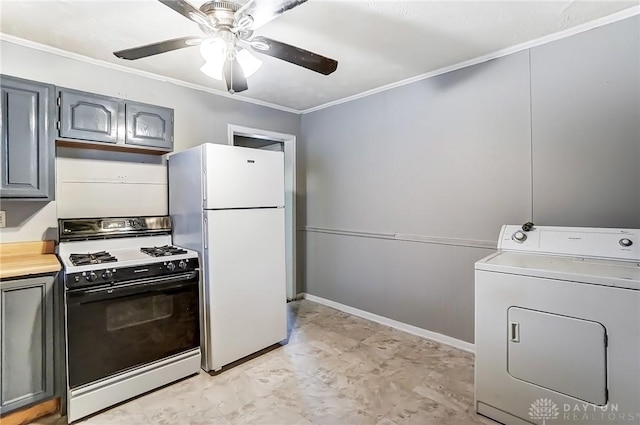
236 0 307 30
158 0 213 28
250 36 337 75
223 59 248 94
114 37 201 60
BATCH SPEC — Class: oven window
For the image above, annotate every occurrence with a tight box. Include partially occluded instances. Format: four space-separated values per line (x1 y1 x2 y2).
66 278 199 388
106 294 173 331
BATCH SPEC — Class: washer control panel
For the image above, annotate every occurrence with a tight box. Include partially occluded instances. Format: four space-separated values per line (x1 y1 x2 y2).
499 225 640 261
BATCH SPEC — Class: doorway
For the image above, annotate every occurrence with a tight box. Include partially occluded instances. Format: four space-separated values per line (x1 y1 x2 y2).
227 124 296 301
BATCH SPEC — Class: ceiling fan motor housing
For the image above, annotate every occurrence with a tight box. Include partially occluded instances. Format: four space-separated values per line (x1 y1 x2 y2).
200 1 240 13
198 1 252 39
200 1 239 28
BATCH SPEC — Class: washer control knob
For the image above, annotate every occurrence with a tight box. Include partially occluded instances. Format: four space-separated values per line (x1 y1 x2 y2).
178 260 187 270
166 262 176 271
102 270 113 280
619 238 633 247
513 231 527 243
85 272 97 282
522 222 534 232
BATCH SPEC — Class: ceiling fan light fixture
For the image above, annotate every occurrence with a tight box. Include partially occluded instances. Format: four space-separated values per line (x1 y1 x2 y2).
200 39 226 81
200 37 226 62
201 48 261 82
200 60 224 80
236 49 262 78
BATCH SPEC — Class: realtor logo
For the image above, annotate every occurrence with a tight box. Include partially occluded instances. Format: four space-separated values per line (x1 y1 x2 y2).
529 398 560 424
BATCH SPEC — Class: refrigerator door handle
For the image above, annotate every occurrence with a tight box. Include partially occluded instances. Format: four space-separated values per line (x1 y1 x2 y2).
203 216 208 249
202 169 207 207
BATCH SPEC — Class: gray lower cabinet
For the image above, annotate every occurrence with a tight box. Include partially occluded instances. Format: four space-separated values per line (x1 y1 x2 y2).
58 88 173 152
0 274 55 415
0 75 55 200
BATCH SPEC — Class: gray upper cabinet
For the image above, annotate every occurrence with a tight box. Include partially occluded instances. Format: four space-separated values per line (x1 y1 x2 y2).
57 88 173 153
0 75 54 200
0 274 55 415
125 101 173 150
58 89 123 144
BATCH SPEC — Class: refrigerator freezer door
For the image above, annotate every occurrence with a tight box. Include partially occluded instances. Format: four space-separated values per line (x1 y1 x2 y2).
203 144 284 209
203 208 287 370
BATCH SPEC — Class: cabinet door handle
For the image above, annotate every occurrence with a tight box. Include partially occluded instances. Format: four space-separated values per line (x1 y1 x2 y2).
509 321 520 342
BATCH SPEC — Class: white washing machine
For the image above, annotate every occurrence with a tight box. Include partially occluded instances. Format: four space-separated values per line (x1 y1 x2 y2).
475 225 640 425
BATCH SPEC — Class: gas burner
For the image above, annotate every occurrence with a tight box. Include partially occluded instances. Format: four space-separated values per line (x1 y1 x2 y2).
140 245 188 257
69 251 118 266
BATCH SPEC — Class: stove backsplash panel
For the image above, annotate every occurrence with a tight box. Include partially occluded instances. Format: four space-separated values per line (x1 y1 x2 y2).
56 148 167 219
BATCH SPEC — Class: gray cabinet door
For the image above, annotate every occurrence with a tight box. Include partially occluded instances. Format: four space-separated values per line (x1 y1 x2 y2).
59 89 123 144
125 101 173 150
0 275 55 414
0 75 54 199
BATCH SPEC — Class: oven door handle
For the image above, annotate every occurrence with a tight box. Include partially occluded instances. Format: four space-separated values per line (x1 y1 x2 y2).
66 272 198 305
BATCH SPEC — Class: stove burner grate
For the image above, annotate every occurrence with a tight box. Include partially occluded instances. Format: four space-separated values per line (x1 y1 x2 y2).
69 251 118 266
140 245 188 257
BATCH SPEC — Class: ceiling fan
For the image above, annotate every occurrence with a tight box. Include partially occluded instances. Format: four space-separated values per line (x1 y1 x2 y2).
113 0 338 94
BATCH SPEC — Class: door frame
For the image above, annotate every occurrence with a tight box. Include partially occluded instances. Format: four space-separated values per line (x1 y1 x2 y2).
227 124 296 301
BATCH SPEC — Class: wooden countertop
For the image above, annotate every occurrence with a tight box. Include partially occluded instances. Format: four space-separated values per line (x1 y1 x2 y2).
0 241 61 280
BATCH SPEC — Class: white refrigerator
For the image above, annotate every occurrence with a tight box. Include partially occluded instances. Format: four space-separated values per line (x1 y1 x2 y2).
168 143 286 372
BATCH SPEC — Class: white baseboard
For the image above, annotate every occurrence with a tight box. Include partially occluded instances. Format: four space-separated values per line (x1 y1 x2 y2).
302 293 475 353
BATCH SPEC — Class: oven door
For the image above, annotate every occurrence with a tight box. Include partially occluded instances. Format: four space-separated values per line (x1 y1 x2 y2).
66 272 200 389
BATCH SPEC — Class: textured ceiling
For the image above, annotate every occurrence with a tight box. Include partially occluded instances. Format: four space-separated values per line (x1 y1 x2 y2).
0 0 637 112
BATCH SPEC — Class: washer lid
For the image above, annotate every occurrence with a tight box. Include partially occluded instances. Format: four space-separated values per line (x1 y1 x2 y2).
476 251 640 290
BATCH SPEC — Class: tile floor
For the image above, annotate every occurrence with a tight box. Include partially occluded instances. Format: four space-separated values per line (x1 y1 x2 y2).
34 299 495 425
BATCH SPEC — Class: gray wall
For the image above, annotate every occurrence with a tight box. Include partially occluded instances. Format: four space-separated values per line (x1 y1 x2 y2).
301 16 640 344
530 17 640 226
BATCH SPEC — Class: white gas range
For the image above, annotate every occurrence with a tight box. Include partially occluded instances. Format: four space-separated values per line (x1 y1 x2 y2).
58 235 199 287
58 216 202 423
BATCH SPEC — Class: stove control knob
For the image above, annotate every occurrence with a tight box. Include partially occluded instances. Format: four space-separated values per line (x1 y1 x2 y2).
619 238 633 247
85 272 97 282
513 231 527 243
102 270 113 280
178 260 187 270
166 262 176 271
74 276 80 283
